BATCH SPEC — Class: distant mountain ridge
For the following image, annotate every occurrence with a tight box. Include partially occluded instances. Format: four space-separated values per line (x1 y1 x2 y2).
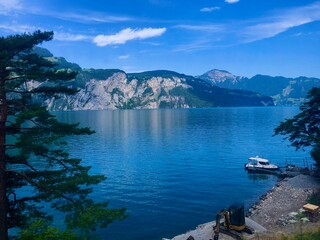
199 69 320 105
44 69 273 110
31 48 273 110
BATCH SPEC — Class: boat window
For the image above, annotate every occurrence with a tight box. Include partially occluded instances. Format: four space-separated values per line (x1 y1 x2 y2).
259 162 269 165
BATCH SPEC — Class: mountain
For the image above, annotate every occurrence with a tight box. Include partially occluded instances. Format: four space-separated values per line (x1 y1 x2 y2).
44 69 273 111
197 69 243 88
199 70 320 105
30 48 273 110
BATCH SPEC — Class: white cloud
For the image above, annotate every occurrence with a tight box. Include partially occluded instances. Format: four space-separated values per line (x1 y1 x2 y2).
174 1 320 51
200 7 220 12
93 28 167 47
243 2 320 42
53 12 133 23
118 55 130 59
175 24 223 32
0 0 133 23
174 39 214 52
54 32 91 41
0 0 22 15
225 0 239 4
0 22 38 32
0 23 92 43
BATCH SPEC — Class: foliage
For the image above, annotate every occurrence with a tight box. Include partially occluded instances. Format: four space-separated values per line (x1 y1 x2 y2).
280 227 320 240
0 31 126 239
169 86 210 108
199 71 320 105
186 77 273 107
307 190 320 206
127 70 186 83
159 101 175 108
274 87 320 166
18 219 78 240
121 98 140 109
111 88 124 97
158 88 168 98
75 69 124 88
142 87 153 96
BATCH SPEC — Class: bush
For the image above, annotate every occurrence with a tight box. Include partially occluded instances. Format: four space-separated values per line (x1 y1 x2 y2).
18 219 78 240
308 190 320 206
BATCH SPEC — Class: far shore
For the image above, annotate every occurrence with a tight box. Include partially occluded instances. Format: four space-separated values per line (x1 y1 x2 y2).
163 174 320 240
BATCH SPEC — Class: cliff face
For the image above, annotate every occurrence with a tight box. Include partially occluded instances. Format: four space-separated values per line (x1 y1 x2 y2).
45 71 196 110
43 69 273 111
31 47 274 111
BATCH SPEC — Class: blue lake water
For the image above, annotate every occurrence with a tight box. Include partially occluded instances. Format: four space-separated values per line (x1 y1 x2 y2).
56 107 310 240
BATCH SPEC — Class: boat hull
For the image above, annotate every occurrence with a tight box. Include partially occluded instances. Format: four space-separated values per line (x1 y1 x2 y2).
245 165 279 174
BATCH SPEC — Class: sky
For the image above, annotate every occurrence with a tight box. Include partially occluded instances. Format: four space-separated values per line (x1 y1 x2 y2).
1 0 320 78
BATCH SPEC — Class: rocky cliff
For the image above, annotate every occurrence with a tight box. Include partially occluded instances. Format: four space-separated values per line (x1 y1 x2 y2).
44 69 273 110
32 48 274 110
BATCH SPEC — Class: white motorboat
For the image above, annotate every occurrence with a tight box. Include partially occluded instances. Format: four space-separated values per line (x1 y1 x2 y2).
245 156 279 173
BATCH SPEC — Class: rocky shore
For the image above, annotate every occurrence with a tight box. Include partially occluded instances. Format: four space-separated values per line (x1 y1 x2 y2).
164 174 320 240
248 174 320 238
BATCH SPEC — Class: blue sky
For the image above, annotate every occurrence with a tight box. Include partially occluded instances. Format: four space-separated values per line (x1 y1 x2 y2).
1 0 320 78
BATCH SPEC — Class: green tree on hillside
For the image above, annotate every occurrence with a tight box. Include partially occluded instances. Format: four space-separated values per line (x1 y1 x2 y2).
0 31 126 240
274 87 320 166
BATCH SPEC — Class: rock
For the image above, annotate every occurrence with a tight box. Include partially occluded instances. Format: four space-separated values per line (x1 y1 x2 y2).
288 212 299 218
288 219 298 224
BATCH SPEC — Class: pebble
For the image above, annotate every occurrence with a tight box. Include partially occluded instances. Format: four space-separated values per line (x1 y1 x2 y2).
289 219 298 224
288 212 298 218
301 217 310 223
248 174 320 229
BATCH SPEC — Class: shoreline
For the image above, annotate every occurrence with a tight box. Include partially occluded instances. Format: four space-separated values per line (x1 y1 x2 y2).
247 174 320 237
163 174 320 240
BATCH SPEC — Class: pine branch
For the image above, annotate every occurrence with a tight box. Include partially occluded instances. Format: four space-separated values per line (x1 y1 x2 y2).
15 196 38 203
31 86 79 95
6 160 39 173
1 30 126 237
5 76 25 81
5 170 76 204
36 153 70 170
6 90 29 94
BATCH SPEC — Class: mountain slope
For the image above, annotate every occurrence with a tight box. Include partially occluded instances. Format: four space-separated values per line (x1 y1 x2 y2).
31 48 274 110
45 69 273 110
199 70 320 105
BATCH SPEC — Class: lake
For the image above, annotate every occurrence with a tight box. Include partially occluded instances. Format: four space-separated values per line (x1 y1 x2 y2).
56 107 310 240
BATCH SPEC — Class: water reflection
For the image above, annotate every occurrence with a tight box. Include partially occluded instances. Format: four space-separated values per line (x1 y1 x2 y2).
246 173 277 182
53 107 309 240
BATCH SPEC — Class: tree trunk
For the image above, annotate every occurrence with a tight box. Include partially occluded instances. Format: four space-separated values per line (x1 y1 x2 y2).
0 78 8 240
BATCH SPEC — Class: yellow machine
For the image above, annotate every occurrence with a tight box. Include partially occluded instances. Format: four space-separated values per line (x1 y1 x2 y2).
213 204 253 240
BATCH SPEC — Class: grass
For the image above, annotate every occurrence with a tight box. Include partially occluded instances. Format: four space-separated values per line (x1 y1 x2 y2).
280 227 320 240
252 225 320 240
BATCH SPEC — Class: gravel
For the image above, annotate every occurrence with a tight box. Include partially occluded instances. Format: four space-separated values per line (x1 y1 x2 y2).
248 174 320 229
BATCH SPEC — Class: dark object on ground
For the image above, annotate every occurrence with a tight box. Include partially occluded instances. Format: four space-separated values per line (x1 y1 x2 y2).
213 204 254 240
279 164 311 178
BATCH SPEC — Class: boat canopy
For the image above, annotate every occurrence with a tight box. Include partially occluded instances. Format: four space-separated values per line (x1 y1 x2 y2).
248 157 269 163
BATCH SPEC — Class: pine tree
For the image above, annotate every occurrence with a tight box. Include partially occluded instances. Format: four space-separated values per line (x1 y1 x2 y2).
0 31 126 240
274 87 320 167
